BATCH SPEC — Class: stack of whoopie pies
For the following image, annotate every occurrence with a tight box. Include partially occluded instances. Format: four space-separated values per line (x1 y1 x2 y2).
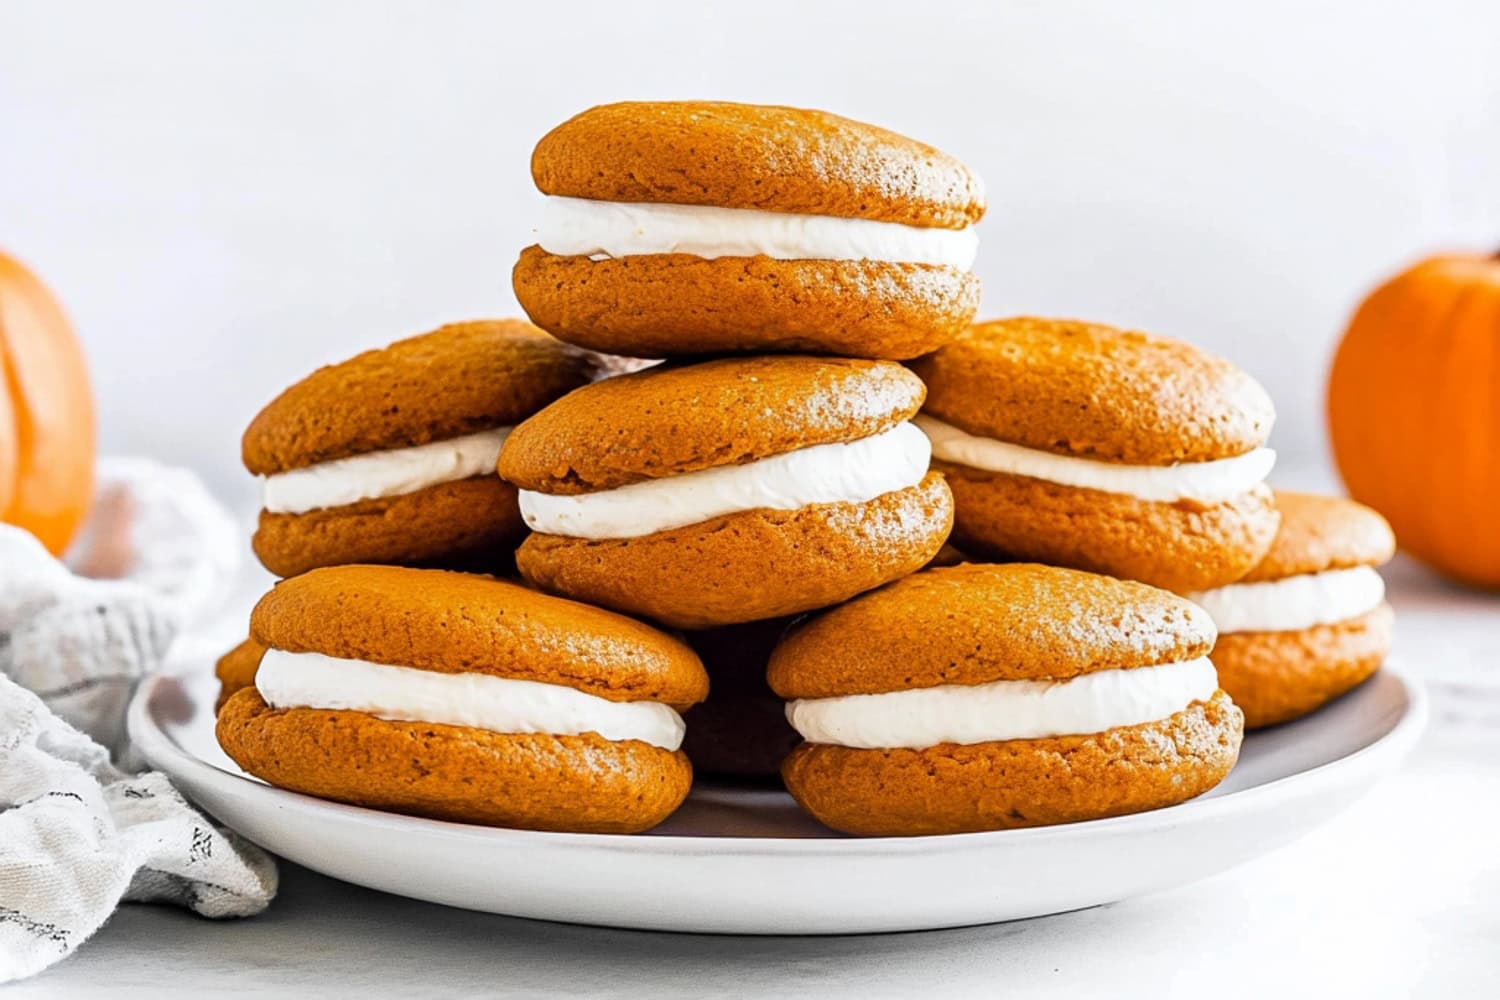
216 100 1395 839
503 102 978 801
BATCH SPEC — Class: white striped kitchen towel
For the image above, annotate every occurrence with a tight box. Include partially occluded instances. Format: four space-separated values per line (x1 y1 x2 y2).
0 458 276 982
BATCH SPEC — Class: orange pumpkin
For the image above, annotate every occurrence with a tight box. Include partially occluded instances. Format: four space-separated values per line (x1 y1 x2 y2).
1328 252 1500 588
0 250 96 556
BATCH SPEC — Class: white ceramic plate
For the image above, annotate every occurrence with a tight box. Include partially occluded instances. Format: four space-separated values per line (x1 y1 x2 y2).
129 667 1426 935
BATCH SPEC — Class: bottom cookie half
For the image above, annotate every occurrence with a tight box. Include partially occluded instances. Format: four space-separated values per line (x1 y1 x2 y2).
516 472 954 629
781 691 1244 836
513 247 979 360
253 475 526 578
938 463 1279 593
217 690 693 833
1210 603 1393 729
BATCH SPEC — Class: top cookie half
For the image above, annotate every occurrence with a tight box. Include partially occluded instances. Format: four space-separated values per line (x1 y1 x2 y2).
243 319 600 475
768 562 1217 698
532 101 985 228
1241 491 1396 582
911 317 1275 466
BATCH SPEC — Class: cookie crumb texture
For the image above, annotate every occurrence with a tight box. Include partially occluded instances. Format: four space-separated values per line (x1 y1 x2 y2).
243 319 600 475
940 464 1280 593
531 101 985 228
250 565 708 708
214 638 265 714
1211 603 1392 729
217 691 692 833
1243 491 1396 582
768 562 1214 699
782 691 1243 836
517 473 954 629
500 355 926 495
911 317 1275 464
513 248 979 360
252 476 525 578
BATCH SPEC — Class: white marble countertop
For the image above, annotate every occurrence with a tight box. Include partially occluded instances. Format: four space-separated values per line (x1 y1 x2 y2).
16 556 1500 999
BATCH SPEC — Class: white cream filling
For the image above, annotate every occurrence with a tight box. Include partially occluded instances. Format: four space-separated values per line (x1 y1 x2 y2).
915 415 1274 504
262 428 511 515
255 649 685 751
785 658 1218 750
518 421 930 540
1185 566 1385 634
535 196 978 269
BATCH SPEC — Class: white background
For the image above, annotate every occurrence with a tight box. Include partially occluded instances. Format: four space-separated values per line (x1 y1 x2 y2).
5 10 1500 995
4 0 1499 506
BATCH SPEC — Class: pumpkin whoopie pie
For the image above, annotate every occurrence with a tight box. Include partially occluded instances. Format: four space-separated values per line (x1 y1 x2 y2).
217 565 708 833
243 320 600 578
681 617 802 781
214 638 265 714
514 101 984 360
500 355 954 629
910 317 1280 592
1184 492 1395 729
769 563 1244 836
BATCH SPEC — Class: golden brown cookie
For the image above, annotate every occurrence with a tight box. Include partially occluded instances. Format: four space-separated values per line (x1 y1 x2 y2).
513 250 980 360
910 317 1275 464
1240 491 1396 582
499 356 925 494
250 565 707 707
218 691 692 834
243 320 600 474
252 477 524 579
769 563 1243 836
219 565 708 833
910 317 1279 591
214 638 265 713
681 617 803 781
515 101 983 360
505 357 952 628
531 102 984 227
938 466 1280 594
782 693 1242 836
768 562 1215 697
244 320 600 577
1209 605 1392 729
1190 492 1396 729
516 474 952 630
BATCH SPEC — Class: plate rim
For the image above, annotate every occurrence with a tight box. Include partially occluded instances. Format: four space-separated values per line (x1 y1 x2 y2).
129 666 1428 858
